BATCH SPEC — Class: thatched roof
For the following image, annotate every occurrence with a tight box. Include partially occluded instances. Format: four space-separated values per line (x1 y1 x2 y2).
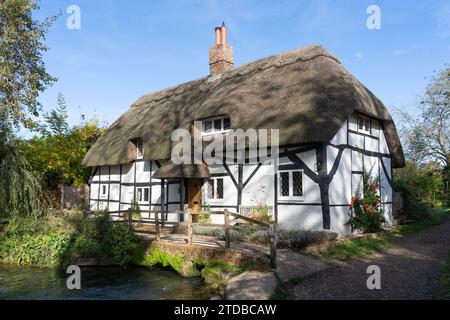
153 161 211 179
82 45 405 168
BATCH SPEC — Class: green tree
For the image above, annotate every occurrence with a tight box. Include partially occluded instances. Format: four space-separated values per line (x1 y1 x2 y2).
22 115 104 189
0 0 57 129
0 0 57 219
397 64 449 201
41 93 69 136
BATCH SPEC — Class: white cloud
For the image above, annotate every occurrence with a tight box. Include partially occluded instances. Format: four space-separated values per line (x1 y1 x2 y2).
354 52 363 59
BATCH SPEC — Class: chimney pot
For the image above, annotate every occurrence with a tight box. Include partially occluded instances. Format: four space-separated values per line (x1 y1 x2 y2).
220 24 227 46
215 27 221 47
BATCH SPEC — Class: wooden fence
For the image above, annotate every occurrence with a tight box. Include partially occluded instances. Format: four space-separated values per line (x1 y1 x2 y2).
101 208 278 269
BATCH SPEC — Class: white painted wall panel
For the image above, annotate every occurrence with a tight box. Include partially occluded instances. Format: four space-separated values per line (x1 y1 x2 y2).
121 185 134 204
136 161 151 183
151 184 162 204
297 149 317 173
122 163 134 183
380 130 390 154
365 137 379 153
110 184 120 201
352 173 363 195
241 165 274 207
330 206 352 236
90 183 99 199
364 155 378 176
382 203 394 225
349 132 364 149
278 205 323 231
371 119 380 138
352 150 363 171
329 149 351 205
380 157 393 203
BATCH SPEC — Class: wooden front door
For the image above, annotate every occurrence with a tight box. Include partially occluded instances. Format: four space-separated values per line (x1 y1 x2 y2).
188 179 203 213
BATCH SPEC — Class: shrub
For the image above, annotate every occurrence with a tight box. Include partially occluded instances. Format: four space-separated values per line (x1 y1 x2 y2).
393 180 432 221
0 231 72 267
106 222 139 266
277 229 338 250
347 172 385 233
5 215 39 237
193 211 211 223
0 210 140 268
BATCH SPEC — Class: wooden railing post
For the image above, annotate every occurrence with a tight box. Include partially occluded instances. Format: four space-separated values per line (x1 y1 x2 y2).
127 208 132 225
224 209 230 249
155 210 160 242
268 223 277 269
187 209 193 245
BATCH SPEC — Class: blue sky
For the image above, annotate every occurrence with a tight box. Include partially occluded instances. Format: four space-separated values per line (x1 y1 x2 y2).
31 0 450 135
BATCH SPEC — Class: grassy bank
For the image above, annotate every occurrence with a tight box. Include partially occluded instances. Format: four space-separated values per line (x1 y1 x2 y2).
315 207 450 261
437 253 450 300
0 211 138 268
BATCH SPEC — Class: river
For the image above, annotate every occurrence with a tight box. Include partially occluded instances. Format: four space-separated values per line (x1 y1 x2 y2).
0 264 216 300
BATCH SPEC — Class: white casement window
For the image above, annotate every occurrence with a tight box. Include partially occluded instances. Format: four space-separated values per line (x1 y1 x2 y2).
357 115 371 134
204 178 224 200
201 117 232 135
100 185 107 199
136 187 149 203
136 138 144 159
278 170 303 201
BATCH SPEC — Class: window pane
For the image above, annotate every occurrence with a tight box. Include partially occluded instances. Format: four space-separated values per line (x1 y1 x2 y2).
223 117 231 130
102 185 107 195
214 119 222 131
280 172 289 197
144 188 149 202
358 117 364 130
365 118 370 132
206 180 214 199
293 171 303 197
216 179 223 199
137 138 143 157
203 121 212 133
137 188 142 201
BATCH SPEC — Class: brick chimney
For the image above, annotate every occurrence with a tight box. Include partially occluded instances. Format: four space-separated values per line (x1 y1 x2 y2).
209 22 234 76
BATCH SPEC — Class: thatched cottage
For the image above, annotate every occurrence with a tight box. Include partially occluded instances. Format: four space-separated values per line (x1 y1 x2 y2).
82 24 405 236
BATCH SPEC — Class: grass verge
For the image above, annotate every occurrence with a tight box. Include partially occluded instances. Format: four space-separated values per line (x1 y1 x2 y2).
318 207 450 261
437 253 450 300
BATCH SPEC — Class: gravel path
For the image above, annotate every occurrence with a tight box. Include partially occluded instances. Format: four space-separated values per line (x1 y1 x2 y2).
294 218 450 300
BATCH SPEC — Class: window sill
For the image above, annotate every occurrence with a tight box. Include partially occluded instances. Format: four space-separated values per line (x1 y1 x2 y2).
278 198 304 203
201 130 233 137
205 199 224 204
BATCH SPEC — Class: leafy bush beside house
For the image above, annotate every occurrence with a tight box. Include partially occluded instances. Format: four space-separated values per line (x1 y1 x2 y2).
347 172 385 233
0 211 139 268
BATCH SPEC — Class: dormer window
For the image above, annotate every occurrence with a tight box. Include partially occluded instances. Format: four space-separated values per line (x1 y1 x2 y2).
128 138 143 161
201 117 232 135
357 115 371 134
136 138 143 159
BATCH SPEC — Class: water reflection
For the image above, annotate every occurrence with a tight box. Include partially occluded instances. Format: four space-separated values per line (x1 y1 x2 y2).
0 264 215 300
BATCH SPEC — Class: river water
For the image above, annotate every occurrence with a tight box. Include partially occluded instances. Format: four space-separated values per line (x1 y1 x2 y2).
0 264 215 300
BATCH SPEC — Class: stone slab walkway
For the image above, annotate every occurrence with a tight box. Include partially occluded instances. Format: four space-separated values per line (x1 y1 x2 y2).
275 249 329 282
226 271 277 300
